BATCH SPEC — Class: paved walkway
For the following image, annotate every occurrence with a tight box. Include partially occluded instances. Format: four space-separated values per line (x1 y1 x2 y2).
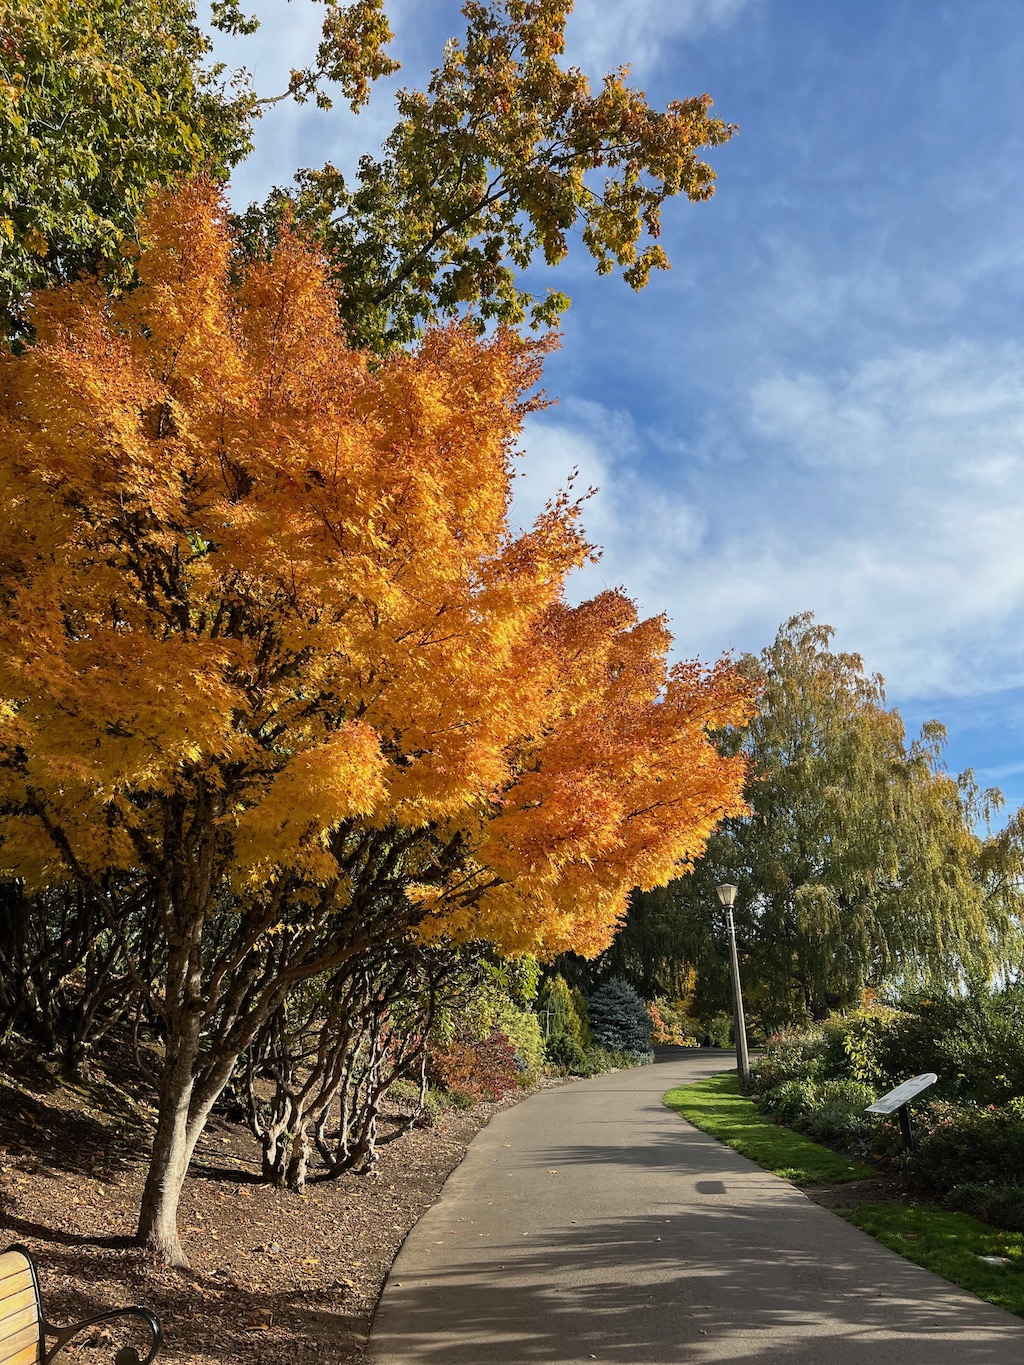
369 1050 1024 1363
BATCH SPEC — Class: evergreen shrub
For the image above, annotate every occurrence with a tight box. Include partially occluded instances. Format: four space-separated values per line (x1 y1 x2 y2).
545 1032 589 1073
587 979 653 1060
496 1001 546 1074
538 975 586 1047
797 1079 876 1144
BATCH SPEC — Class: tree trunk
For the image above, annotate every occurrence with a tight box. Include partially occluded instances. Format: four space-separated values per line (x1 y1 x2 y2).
136 1040 237 1264
136 1044 197 1267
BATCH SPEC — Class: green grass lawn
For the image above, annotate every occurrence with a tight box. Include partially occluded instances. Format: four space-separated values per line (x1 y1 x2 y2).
843 1203 1024 1316
665 1069 1024 1318
663 1070 873 1184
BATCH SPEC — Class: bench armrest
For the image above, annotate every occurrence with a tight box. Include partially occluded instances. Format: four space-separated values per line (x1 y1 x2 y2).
43 1305 163 1364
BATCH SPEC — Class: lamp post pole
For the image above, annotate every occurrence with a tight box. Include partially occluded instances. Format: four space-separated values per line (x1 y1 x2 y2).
716 883 750 1085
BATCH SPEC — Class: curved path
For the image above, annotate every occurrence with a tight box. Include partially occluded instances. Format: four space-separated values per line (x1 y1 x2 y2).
369 1050 1024 1363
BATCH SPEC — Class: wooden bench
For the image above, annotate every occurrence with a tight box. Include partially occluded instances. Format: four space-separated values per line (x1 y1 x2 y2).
1 1245 162 1364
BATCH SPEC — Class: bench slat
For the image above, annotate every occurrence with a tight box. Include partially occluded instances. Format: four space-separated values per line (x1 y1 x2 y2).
0 1275 32 1305
0 1289 38 1332
0 1346 37 1365
0 1258 32 1292
0 1317 38 1363
0 1299 36 1343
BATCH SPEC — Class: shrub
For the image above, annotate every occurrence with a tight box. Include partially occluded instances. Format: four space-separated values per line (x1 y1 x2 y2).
545 1032 590 1074
427 1027 520 1101
538 975 586 1047
945 1183 1024 1232
570 987 594 1048
798 1080 876 1145
648 996 699 1046
819 1009 911 1087
495 1001 546 1075
587 979 653 1059
702 1012 734 1049
647 999 671 1044
387 1079 445 1127
903 1101 1024 1193
759 1077 820 1126
752 1027 826 1091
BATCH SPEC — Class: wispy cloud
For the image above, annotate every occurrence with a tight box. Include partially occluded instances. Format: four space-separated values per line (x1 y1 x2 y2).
566 0 753 77
516 342 1024 697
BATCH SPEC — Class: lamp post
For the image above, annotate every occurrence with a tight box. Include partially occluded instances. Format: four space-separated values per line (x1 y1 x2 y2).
716 883 750 1085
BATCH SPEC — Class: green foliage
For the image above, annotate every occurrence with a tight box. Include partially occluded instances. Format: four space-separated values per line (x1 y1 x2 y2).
903 1101 1024 1194
664 1072 872 1184
841 1204 1024 1318
818 1008 913 1087
753 997 1024 1223
587 978 653 1060
612 615 1024 1026
758 1077 822 1127
797 1079 876 1146
701 1011 734 1049
752 1026 828 1090
538 972 585 1040
544 1031 589 1073
888 989 1024 1107
233 0 735 351
945 1184 1024 1234
496 1001 545 1074
735 616 1018 1019
570 988 593 1049
0 0 254 338
543 1033 643 1077
425 952 546 1080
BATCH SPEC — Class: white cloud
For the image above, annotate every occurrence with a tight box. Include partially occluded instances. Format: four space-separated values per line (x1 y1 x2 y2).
750 342 1024 472
513 398 709 616
515 343 1024 698
565 0 753 76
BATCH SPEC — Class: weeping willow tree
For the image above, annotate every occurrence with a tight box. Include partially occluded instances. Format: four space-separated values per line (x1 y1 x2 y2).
605 615 1023 1028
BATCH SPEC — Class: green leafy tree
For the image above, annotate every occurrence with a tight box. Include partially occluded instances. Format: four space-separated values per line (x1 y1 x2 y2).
613 615 1023 1027
0 0 254 337
234 0 735 351
0 0 401 341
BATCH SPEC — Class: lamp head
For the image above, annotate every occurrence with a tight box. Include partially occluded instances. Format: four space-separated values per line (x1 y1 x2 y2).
716 883 738 909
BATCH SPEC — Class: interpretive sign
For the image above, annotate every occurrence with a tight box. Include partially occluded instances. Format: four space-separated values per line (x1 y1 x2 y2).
865 1073 938 1115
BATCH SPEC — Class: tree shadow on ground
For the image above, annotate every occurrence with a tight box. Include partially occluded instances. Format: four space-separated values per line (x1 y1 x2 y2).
371 1202 1024 1364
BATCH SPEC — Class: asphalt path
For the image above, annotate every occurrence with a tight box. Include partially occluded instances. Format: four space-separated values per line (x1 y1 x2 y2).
369 1049 1024 1363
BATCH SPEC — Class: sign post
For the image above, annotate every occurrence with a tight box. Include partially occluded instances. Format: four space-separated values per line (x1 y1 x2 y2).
865 1073 938 1151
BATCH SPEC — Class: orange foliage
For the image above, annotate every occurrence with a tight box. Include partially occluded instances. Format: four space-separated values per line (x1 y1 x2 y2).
0 179 754 959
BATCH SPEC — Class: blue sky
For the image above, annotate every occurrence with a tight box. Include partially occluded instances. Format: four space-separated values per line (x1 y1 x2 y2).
211 0 1024 820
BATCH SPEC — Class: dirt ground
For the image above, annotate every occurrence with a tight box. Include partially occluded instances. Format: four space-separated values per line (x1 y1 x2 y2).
0 1042 547 1363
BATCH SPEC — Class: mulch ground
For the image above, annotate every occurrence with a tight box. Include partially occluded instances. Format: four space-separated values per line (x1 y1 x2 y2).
0 1041 552 1363
803 1174 907 1209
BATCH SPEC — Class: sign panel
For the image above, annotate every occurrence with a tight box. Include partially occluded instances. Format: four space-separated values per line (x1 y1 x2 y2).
865 1073 938 1115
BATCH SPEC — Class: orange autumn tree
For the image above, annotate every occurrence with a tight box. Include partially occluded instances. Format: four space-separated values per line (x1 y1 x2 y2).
0 180 754 1265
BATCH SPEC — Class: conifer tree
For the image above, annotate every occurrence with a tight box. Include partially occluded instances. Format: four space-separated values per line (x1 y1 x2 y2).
587 978 652 1059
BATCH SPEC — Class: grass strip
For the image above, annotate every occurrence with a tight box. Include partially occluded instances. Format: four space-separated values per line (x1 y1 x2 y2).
841 1203 1024 1316
663 1070 873 1185
665 1071 1024 1318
